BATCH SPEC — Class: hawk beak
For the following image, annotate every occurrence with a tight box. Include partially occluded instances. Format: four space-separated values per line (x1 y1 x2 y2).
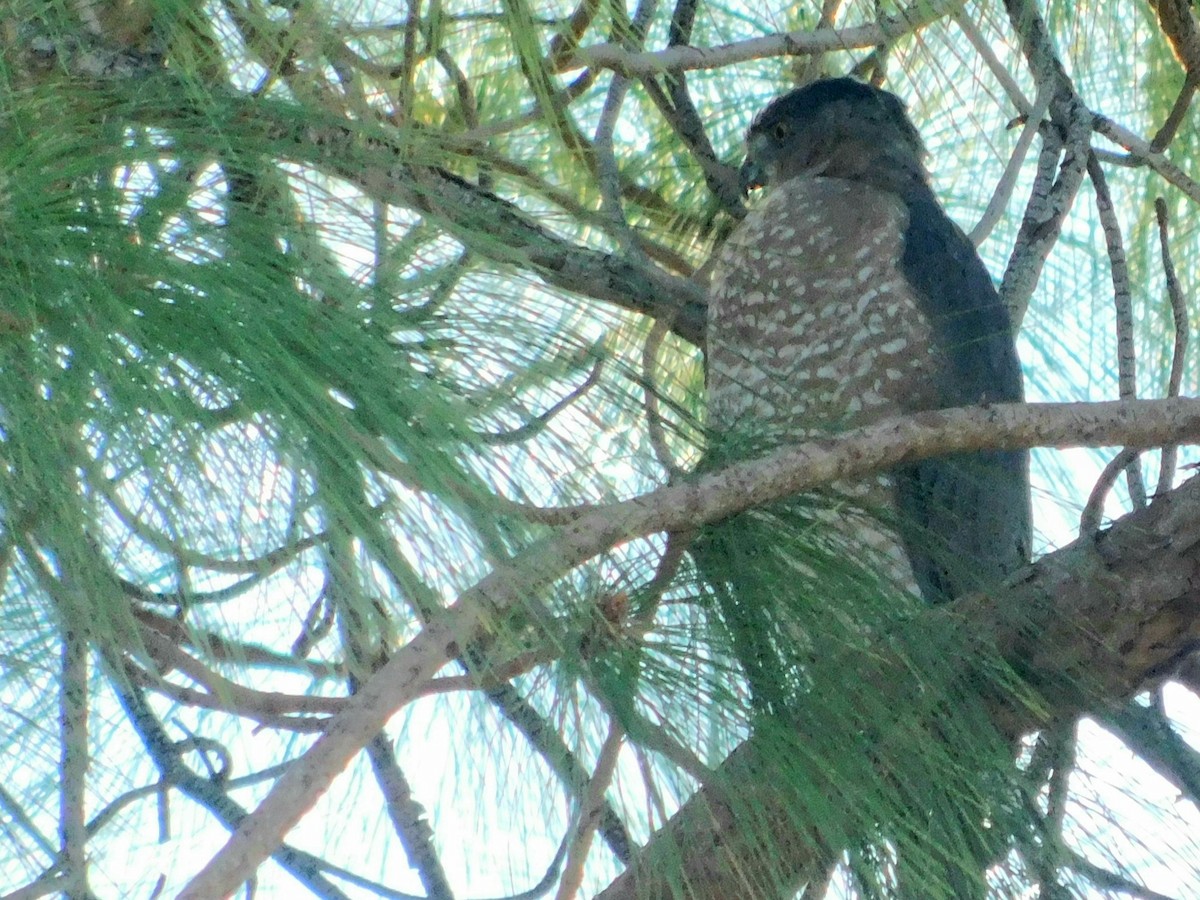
739 158 767 196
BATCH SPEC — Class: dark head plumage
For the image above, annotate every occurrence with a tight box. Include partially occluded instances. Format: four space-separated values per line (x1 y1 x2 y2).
739 77 929 198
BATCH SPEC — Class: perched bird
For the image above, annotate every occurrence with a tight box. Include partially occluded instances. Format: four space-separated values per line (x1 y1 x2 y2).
705 77 1030 613
701 79 1031 895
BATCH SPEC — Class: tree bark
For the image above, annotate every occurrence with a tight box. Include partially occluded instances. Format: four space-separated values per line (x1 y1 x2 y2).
597 475 1200 899
180 399 1200 898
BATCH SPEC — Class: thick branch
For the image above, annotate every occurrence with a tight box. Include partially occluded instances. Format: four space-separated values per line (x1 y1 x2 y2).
296 131 709 345
412 171 708 341
597 474 1200 899
177 398 1200 899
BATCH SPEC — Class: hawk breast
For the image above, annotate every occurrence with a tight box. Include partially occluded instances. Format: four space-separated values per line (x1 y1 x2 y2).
706 176 946 595
707 176 942 445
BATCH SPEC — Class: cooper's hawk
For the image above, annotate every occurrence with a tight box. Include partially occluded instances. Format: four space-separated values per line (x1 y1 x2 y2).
705 78 1029 652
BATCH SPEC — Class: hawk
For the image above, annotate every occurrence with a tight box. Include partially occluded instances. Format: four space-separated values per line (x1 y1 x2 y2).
705 78 1030 646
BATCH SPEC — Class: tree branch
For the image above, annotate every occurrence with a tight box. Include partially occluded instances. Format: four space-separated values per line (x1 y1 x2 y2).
177 397 1200 898
1154 197 1190 497
1088 154 1147 507
363 734 455 900
562 0 961 76
999 0 1092 328
597 473 1200 898
1100 699 1200 804
1092 113 1200 204
112 673 354 899
482 681 636 863
555 722 625 900
58 629 89 899
1148 0 1200 152
296 127 709 344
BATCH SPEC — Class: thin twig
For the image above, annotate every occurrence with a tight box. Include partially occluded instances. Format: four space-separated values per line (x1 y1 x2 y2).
593 76 630 238
505 0 594 168
479 673 634 864
1151 71 1199 152
398 0 422 119
132 606 342 678
433 50 489 187
576 536 714 790
456 70 597 143
642 315 686 479
478 354 606 446
953 9 1032 113
292 590 335 658
9 759 318 900
593 0 658 255
585 673 714 786
1026 723 1075 897
1091 114 1200 205
125 664 330 732
866 0 892 84
133 628 345 716
1061 846 1180 900
1155 197 1190 497
1101 698 1200 808
970 84 1052 246
548 0 603 68
633 745 670 834
221 0 300 87
1080 447 1144 536
500 0 677 223
657 0 743 215
101 473 327 574
1087 154 1147 509
364 733 455 900
59 627 89 899
119 572 268 608
1043 721 1074 837
793 0 844 87
637 75 743 219
555 722 625 900
1148 0 1200 150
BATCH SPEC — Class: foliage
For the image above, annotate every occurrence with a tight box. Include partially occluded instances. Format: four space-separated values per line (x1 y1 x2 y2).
2 0 1200 898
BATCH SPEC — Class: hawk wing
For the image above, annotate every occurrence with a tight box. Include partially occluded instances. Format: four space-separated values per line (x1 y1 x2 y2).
894 187 1031 602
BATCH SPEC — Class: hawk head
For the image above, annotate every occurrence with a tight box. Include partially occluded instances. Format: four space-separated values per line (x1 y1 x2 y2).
739 78 930 200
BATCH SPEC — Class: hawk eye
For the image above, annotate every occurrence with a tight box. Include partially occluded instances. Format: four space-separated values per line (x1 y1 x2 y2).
772 122 789 139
